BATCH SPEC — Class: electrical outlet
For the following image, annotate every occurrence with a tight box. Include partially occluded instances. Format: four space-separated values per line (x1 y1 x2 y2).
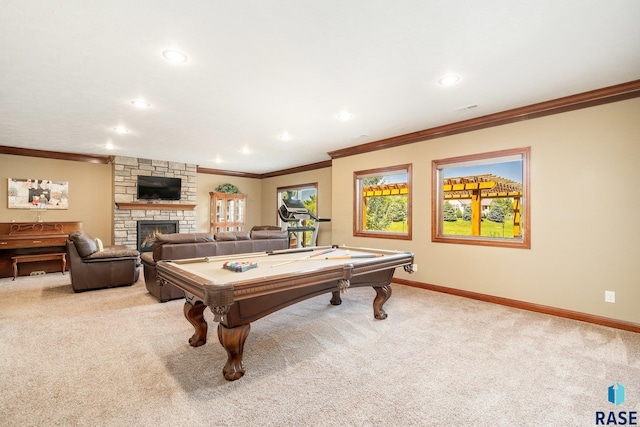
605 291 616 303
412 264 418 272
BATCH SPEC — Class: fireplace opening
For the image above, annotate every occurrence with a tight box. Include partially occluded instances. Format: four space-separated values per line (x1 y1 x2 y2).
137 220 179 252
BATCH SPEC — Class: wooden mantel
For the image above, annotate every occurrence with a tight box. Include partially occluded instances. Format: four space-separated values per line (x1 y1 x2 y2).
116 202 196 210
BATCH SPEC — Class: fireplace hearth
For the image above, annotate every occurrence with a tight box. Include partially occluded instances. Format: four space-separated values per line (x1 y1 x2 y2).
137 220 179 252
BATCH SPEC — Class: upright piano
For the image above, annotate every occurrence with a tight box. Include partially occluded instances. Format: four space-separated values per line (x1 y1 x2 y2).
0 221 83 278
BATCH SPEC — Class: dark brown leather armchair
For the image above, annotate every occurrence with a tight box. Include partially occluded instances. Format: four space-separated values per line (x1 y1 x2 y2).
66 231 140 292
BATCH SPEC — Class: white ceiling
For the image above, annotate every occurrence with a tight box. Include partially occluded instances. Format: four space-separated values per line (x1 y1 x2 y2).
1 1 639 174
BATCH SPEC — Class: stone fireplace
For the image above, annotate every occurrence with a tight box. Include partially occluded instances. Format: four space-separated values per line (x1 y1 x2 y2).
137 220 179 252
112 156 197 248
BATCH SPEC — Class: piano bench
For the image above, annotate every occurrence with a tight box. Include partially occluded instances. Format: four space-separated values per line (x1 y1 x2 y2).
11 253 67 280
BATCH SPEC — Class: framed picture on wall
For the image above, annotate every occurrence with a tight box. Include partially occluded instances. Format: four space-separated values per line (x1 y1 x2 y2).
7 178 69 209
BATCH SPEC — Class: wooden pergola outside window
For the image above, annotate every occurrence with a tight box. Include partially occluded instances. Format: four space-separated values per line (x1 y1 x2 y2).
432 147 530 249
354 164 412 240
443 174 523 238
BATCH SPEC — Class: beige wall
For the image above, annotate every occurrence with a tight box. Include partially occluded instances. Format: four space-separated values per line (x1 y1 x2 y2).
0 154 113 243
1 97 637 324
196 173 263 233
331 97 640 324
261 167 333 246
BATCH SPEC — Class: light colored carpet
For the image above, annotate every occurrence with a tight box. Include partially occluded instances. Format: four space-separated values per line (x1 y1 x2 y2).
1 272 639 427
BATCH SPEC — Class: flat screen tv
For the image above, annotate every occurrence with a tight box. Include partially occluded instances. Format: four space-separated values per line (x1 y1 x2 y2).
137 175 182 200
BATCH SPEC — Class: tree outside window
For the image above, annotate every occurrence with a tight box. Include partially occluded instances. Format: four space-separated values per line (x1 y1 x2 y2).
354 164 412 240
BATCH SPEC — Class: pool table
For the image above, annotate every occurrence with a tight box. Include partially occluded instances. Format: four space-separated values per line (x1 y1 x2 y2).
157 245 414 381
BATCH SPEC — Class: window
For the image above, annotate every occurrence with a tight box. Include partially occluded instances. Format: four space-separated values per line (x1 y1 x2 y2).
354 164 412 240
432 147 530 249
277 183 318 247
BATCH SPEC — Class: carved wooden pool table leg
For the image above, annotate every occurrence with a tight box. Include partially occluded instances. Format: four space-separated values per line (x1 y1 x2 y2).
330 290 342 305
184 301 208 347
373 284 392 320
217 323 251 381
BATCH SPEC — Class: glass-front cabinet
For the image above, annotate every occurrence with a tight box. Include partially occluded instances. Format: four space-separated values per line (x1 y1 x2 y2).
210 192 246 233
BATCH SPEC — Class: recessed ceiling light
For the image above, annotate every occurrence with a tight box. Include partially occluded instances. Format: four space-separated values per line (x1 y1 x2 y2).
279 131 291 141
438 74 461 87
113 126 129 134
214 155 222 163
337 111 353 121
131 99 150 109
162 49 188 64
240 146 251 155
105 141 115 150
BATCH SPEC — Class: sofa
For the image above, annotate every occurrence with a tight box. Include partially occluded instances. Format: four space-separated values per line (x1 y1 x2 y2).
67 230 141 293
142 228 289 302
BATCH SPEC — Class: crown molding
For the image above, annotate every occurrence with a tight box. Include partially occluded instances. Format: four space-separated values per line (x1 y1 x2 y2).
196 167 262 179
197 160 332 179
0 145 113 164
3 80 639 172
328 79 640 159
259 160 332 178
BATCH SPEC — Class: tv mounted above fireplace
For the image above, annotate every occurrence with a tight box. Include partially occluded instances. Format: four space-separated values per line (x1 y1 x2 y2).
137 175 182 201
